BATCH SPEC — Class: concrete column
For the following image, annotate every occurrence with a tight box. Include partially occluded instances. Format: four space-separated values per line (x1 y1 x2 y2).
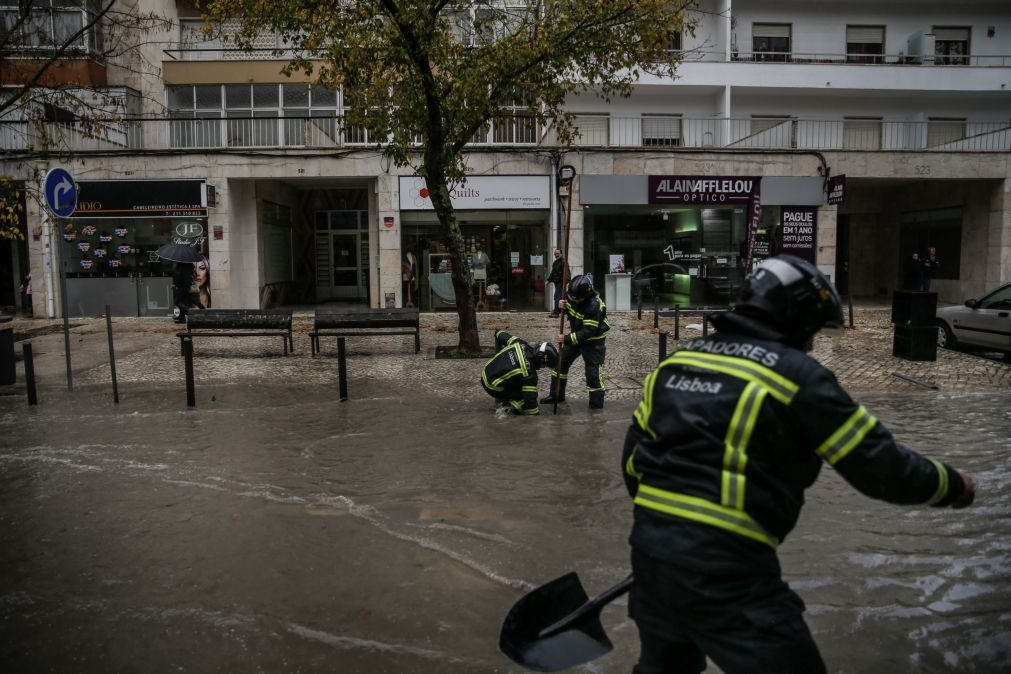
988 178 1011 289
376 174 402 308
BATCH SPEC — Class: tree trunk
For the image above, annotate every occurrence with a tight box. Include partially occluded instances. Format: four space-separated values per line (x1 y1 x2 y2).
427 180 480 353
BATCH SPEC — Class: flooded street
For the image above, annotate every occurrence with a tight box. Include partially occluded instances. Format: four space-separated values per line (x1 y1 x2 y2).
1 382 1009 673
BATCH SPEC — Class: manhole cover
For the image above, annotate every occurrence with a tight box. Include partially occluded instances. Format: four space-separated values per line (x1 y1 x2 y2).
434 345 497 359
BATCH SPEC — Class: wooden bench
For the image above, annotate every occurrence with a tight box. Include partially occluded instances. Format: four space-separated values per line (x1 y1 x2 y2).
309 308 420 355
177 309 294 355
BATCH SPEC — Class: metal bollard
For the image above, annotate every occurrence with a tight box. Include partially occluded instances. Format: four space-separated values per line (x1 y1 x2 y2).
337 337 348 401
637 291 643 320
702 315 709 337
653 295 659 330
183 338 195 407
659 332 668 363
674 304 680 340
105 306 119 404
23 342 37 406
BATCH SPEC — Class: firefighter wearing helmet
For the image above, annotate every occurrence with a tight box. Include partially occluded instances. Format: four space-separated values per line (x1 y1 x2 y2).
622 255 975 673
481 330 557 415
542 273 610 409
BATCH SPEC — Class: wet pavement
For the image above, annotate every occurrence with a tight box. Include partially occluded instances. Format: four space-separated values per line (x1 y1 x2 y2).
1 308 1009 673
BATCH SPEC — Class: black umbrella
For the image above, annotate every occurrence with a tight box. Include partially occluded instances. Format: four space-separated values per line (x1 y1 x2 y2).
155 242 203 263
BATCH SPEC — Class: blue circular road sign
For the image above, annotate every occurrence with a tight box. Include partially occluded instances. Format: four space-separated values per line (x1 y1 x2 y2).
44 168 77 217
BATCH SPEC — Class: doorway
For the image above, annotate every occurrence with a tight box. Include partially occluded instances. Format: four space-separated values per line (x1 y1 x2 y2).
315 210 369 302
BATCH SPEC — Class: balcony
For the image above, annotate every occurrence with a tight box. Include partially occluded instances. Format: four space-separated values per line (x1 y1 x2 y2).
1 116 1008 153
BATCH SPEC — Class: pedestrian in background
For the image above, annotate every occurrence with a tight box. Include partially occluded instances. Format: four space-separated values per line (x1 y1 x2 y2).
18 272 32 317
622 255 975 674
920 245 940 291
903 251 922 290
547 248 569 318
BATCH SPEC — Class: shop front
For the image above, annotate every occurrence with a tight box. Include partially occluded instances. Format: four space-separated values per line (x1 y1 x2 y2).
581 175 823 308
58 179 210 317
398 176 551 312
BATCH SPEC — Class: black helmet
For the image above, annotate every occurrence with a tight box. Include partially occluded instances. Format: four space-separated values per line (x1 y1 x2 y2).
534 341 558 369
736 255 843 343
567 274 595 302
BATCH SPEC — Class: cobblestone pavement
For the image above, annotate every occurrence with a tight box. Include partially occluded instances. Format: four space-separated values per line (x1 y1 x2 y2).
6 305 1009 401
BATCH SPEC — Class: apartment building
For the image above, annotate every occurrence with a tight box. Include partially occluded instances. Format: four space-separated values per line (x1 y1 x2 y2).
2 0 1009 318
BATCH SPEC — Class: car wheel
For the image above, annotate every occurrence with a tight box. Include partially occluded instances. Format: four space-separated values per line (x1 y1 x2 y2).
936 321 957 350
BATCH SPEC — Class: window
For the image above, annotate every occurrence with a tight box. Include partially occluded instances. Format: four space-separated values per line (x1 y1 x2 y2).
179 19 222 60
492 91 537 144
665 30 682 54
642 115 681 147
843 117 882 149
934 27 970 65
846 25 884 64
570 114 609 146
167 84 338 148
926 118 966 148
752 24 790 62
748 116 796 148
1 0 89 52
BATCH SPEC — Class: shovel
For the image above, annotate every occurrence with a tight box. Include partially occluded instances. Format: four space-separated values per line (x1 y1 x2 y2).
499 572 634 672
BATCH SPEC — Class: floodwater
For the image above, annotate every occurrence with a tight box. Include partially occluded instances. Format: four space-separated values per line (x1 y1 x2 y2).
0 382 1009 674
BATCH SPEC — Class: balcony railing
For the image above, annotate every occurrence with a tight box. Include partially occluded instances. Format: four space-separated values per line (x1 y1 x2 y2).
2 116 1009 153
164 47 1011 67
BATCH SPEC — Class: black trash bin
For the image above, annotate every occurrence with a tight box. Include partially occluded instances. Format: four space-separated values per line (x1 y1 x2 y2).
0 315 14 386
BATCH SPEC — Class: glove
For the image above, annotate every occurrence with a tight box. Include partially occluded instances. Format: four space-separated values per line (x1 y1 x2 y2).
951 469 975 509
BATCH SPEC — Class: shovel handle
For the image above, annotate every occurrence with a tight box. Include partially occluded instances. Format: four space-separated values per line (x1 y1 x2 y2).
538 573 634 639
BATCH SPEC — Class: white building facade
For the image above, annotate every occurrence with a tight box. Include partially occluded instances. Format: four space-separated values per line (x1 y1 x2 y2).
2 0 1010 317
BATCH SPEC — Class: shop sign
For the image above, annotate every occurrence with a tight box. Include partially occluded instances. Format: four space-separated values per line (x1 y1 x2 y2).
175 221 204 238
827 175 845 205
399 176 550 210
779 206 817 264
648 176 759 205
73 179 208 218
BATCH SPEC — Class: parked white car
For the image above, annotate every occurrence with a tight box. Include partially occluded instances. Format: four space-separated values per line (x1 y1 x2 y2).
935 283 1011 360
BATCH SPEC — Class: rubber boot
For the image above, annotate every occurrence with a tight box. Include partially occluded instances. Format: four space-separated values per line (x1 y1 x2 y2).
589 391 604 409
541 379 566 404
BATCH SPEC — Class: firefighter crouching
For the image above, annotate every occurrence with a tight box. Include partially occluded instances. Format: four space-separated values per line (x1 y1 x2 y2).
482 330 558 416
622 255 975 673
541 274 610 409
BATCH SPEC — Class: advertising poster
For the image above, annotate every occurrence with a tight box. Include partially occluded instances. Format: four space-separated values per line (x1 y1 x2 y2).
779 206 817 264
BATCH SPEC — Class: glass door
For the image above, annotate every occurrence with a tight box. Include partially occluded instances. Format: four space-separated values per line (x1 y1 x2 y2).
331 230 364 299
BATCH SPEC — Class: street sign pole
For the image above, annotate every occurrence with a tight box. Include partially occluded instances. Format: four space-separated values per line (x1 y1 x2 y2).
43 168 78 391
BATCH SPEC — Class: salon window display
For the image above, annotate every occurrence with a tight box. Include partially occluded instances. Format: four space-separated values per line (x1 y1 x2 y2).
60 219 207 280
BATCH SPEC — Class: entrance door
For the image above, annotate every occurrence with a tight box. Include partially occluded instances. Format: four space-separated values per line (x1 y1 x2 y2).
315 210 369 302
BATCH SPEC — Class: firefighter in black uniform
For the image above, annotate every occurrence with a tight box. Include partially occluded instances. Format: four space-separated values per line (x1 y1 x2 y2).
481 330 557 416
622 255 975 674
541 274 610 409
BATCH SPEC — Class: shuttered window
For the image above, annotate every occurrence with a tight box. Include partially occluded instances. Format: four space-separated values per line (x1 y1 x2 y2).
753 24 790 38
934 26 970 65
571 115 609 146
933 27 970 42
846 26 884 43
843 118 882 150
927 118 966 147
642 116 681 147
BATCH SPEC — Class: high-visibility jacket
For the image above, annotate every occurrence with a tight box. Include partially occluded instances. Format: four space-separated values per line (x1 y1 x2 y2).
623 311 966 567
564 295 610 347
481 330 540 415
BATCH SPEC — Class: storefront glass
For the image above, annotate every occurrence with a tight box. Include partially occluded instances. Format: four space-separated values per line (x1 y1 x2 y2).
401 210 549 312
584 204 751 307
59 217 208 317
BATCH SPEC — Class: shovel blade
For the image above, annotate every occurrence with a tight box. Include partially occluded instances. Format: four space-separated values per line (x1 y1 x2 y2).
499 572 613 672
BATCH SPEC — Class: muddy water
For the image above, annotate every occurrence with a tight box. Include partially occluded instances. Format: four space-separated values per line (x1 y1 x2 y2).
0 384 1008 673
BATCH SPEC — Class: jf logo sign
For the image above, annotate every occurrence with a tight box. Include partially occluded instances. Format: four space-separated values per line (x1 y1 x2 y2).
44 167 77 218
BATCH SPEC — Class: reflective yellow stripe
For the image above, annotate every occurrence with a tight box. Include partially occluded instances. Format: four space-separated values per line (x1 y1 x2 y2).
514 344 529 377
664 352 798 404
721 382 767 510
583 319 599 327
625 444 644 481
927 458 949 505
635 484 778 548
634 370 660 439
570 333 579 345
509 400 523 410
815 406 877 465
522 407 540 415
587 334 606 341
521 386 538 393
486 367 523 390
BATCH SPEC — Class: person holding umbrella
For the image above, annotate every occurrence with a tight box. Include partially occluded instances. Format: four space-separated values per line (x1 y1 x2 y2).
157 242 204 324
